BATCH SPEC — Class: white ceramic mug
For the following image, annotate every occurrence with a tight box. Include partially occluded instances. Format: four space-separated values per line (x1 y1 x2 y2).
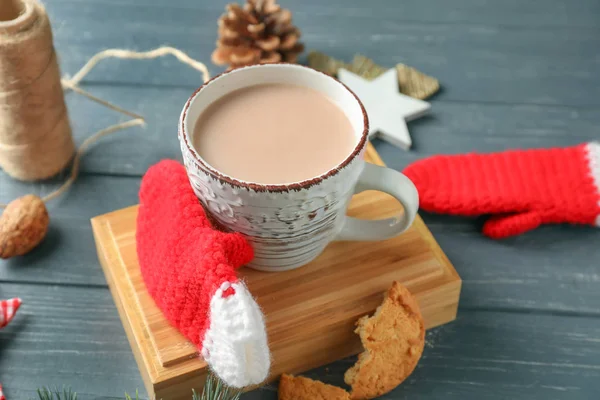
179 64 419 272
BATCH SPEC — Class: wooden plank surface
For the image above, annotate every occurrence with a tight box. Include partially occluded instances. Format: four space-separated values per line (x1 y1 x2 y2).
41 0 600 106
1 0 599 398
42 0 600 28
1 174 599 316
22 86 600 177
1 284 600 399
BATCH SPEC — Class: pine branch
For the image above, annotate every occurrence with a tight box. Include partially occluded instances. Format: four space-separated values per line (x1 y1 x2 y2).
36 387 77 400
197 373 242 400
124 390 141 400
35 374 241 400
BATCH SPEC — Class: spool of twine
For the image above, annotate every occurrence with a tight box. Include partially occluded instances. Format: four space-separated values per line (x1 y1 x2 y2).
0 0 75 181
0 45 211 208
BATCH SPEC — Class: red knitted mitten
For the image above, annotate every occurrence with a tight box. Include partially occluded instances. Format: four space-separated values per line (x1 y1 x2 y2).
137 160 270 388
0 298 21 329
0 383 5 400
404 142 600 239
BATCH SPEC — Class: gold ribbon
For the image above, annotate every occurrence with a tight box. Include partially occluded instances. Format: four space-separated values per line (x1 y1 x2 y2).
307 51 440 100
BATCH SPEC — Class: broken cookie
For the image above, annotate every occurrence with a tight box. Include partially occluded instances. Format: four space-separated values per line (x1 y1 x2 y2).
278 374 350 400
344 281 425 399
278 281 425 399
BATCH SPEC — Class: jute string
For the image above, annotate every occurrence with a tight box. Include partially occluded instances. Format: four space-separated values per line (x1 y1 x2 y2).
0 0 75 181
0 3 211 208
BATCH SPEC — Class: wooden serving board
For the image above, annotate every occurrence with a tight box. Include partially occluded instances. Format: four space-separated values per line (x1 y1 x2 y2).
91 143 461 400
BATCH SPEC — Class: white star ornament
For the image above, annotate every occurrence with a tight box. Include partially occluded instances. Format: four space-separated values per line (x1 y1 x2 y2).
338 68 431 150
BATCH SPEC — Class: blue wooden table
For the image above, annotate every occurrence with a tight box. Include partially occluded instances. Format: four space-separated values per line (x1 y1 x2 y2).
1 0 600 398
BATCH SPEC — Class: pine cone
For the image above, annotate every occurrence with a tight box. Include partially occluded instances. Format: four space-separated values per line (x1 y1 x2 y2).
212 0 304 70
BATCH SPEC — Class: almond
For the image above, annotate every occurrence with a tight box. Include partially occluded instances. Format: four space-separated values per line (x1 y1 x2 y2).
0 195 49 259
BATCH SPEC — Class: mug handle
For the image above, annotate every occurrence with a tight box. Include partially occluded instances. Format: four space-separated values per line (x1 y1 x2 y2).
335 163 419 241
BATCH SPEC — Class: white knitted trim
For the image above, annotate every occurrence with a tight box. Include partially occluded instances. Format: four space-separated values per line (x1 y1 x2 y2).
585 142 600 227
201 281 270 388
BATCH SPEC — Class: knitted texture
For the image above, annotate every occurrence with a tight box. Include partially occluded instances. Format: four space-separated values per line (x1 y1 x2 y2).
137 160 270 387
404 142 600 239
0 298 21 329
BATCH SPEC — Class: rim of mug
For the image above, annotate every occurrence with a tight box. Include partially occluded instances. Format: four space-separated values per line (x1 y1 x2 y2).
180 62 369 193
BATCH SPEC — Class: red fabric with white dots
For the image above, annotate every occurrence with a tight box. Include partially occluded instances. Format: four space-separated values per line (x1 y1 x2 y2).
0 298 22 400
0 298 21 329
404 143 600 238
